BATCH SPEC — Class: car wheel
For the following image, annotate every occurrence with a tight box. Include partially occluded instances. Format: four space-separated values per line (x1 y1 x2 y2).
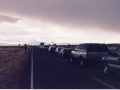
103 64 109 74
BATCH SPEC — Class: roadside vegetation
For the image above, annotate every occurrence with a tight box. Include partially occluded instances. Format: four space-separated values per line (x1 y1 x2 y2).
0 47 29 89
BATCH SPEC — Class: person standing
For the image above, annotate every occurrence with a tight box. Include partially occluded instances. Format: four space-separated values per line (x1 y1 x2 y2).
24 44 27 54
27 45 31 53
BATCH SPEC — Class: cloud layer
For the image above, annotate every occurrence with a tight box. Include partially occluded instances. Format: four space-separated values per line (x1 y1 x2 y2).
0 0 120 44
0 0 120 31
0 14 19 23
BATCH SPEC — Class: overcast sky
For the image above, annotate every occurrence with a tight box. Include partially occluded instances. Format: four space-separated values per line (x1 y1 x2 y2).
0 0 120 45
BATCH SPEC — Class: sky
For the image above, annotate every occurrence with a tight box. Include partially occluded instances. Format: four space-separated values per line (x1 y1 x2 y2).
0 0 120 45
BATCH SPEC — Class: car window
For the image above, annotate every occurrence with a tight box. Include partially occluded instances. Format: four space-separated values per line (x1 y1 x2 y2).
78 45 81 49
75 46 79 50
114 47 120 53
58 48 62 51
64 49 71 52
96 44 109 52
87 45 96 52
81 44 87 50
87 44 109 52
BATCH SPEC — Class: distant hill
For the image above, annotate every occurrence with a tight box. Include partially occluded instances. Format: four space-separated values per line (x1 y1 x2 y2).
0 43 9 46
28 41 40 45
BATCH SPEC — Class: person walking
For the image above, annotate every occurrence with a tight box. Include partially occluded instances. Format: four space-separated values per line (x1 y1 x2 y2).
24 44 27 54
27 45 31 53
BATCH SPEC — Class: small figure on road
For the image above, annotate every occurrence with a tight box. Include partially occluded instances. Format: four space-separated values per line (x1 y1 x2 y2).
24 44 27 54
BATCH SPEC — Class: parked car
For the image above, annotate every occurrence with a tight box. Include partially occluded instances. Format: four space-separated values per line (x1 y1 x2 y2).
102 46 120 75
59 48 73 58
43 45 49 51
71 43 109 67
48 46 56 53
39 45 43 49
55 47 63 54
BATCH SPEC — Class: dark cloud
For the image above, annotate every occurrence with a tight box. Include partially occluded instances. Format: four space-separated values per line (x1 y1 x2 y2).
0 14 19 23
0 0 120 31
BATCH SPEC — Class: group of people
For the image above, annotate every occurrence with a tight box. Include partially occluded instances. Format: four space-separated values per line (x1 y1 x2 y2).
24 44 32 54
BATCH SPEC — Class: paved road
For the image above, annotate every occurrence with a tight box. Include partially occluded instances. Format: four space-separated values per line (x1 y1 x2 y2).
32 47 120 89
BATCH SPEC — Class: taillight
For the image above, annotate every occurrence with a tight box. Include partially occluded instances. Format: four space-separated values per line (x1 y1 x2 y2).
86 52 88 56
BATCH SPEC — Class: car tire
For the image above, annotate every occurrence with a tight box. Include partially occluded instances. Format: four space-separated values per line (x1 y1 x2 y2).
103 64 109 75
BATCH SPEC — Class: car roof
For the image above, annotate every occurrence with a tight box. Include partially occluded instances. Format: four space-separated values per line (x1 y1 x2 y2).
79 43 105 45
49 45 55 47
63 48 72 49
44 45 49 46
78 43 106 47
57 47 63 48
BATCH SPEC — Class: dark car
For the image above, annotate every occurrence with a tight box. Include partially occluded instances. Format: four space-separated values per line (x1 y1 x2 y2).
43 45 49 51
71 43 109 66
48 46 56 53
59 48 72 58
102 46 120 75
55 47 63 54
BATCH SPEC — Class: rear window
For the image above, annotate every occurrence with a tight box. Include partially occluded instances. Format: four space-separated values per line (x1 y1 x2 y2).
87 44 109 52
44 46 49 47
58 48 62 51
64 49 71 52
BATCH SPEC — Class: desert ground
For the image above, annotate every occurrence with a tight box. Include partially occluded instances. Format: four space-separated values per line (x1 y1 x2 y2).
0 46 29 89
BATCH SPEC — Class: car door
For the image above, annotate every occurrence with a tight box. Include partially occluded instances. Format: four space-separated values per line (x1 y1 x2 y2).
113 47 120 74
108 47 120 74
107 55 119 73
73 46 78 58
87 44 99 59
117 57 120 74
59 49 62 55
80 45 87 58
76 45 81 58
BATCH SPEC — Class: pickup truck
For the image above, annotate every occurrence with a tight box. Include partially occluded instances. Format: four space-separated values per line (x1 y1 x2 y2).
43 45 49 51
71 43 109 67
102 46 120 75
48 46 56 53
55 47 63 54
59 48 72 58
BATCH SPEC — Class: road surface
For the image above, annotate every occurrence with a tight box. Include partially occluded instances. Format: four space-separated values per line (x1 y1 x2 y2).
21 46 120 89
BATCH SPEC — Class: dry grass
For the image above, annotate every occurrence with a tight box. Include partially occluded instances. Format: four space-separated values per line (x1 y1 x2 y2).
0 47 29 89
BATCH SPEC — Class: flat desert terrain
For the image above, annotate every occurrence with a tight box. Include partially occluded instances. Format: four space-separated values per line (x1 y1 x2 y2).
0 46 29 89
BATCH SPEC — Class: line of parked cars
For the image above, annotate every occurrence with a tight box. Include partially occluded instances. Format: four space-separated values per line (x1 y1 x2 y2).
39 43 120 76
